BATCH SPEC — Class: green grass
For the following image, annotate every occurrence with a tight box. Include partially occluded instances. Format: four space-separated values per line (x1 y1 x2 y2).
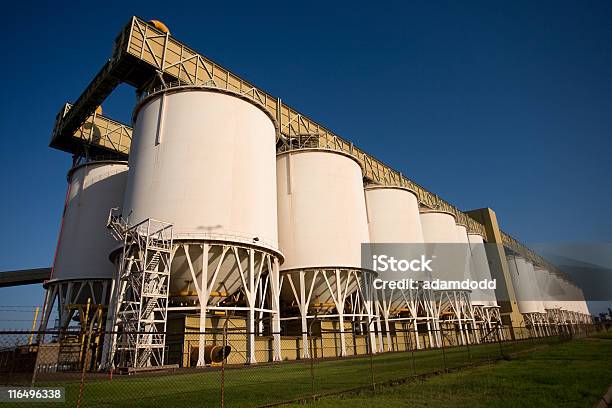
24 332 611 408
287 335 612 408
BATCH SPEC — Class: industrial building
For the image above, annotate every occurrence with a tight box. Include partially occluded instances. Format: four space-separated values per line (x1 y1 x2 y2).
30 17 590 370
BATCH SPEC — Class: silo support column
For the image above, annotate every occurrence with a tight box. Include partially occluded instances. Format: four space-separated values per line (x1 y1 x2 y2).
242 249 257 365
359 273 378 354
270 258 282 362
425 289 440 348
377 293 393 352
325 269 349 357
383 317 392 351
198 245 209 367
100 278 119 368
59 282 73 329
375 315 384 352
285 270 314 359
373 299 384 351
246 308 256 364
39 285 57 335
426 319 434 349
452 292 467 345
368 315 378 354
414 318 421 350
198 311 207 366
337 313 347 357
406 290 422 350
299 271 310 359
183 243 210 367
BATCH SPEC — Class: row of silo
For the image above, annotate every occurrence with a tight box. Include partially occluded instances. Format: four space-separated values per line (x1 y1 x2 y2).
44 86 376 366
44 111 504 364
419 211 480 345
43 84 590 369
507 252 591 336
44 87 284 368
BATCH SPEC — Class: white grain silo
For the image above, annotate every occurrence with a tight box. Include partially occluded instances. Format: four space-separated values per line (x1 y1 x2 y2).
532 270 549 335
419 210 470 345
467 232 503 340
527 262 550 336
455 224 479 344
507 256 545 337
41 161 128 331
106 86 283 368
550 273 572 334
534 266 564 334
558 278 581 333
364 186 437 351
277 149 374 358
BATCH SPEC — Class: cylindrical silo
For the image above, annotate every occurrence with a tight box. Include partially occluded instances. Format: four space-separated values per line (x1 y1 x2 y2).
534 265 553 333
558 278 580 329
529 263 548 334
277 149 373 357
466 233 497 307
365 186 424 244
42 161 128 330
420 210 458 245
507 256 541 314
467 233 503 338
455 224 471 281
125 87 278 247
419 211 458 288
420 210 472 345
455 223 479 343
545 271 566 310
507 256 548 336
113 86 283 366
534 266 553 309
364 186 436 350
534 266 567 333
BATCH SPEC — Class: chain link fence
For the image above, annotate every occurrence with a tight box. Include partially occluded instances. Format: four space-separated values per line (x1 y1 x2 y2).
0 323 606 407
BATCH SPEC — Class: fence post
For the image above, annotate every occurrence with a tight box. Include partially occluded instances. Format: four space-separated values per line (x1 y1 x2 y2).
310 332 315 400
409 328 416 377
440 327 447 372
465 327 472 365
220 317 229 408
496 323 504 360
308 314 319 401
368 317 375 391
31 331 40 385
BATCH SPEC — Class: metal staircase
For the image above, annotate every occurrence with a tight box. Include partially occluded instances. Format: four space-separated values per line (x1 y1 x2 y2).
106 210 173 368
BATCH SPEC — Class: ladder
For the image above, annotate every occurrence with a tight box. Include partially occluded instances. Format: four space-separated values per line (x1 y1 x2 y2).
106 210 173 368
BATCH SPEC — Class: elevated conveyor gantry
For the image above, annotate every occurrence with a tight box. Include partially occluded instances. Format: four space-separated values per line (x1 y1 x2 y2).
50 16 574 286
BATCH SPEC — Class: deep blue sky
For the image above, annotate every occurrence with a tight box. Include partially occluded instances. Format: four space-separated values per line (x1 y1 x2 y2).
0 0 610 325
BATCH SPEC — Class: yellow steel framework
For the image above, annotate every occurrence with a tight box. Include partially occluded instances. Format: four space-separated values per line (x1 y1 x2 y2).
50 16 570 281
54 104 132 156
